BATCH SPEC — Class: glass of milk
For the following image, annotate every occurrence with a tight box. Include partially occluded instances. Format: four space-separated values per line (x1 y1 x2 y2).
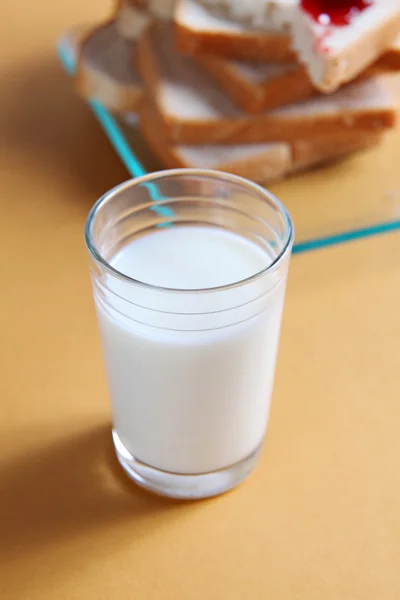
85 169 294 499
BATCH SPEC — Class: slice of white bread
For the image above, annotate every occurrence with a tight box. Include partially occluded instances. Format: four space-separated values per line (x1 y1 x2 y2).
197 57 313 113
75 20 143 113
139 100 291 181
139 98 382 184
196 0 296 31
292 1 400 92
198 46 400 114
175 0 295 62
137 23 396 145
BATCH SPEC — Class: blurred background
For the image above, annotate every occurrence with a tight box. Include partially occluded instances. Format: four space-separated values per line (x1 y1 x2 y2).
0 1 127 211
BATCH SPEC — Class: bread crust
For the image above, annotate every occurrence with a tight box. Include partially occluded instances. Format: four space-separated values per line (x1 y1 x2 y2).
199 49 400 114
175 0 295 62
139 97 383 183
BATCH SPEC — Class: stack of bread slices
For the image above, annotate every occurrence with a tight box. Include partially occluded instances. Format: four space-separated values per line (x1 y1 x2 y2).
69 0 400 185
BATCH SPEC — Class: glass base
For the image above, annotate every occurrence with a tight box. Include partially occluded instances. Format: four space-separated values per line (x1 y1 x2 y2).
112 430 262 500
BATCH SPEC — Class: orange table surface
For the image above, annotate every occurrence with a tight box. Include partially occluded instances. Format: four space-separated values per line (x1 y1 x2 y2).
1 2 400 599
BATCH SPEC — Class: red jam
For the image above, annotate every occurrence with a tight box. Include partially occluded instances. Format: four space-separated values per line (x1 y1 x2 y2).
301 0 373 26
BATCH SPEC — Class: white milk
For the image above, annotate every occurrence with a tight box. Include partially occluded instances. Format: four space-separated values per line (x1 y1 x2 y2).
94 226 286 475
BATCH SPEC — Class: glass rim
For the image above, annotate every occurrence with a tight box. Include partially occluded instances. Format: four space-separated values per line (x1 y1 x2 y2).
84 169 294 294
